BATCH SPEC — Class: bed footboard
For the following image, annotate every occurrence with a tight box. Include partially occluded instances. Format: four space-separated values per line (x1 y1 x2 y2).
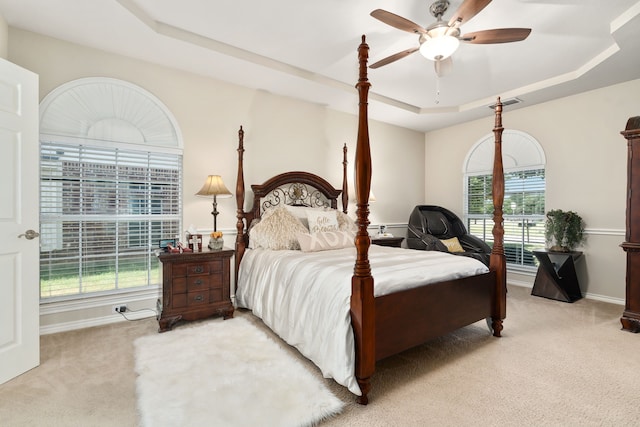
375 272 496 361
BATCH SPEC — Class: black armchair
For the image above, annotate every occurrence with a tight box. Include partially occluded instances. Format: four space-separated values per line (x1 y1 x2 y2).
407 205 491 266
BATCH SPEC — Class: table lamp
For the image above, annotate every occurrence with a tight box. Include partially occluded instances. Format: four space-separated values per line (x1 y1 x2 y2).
196 175 232 232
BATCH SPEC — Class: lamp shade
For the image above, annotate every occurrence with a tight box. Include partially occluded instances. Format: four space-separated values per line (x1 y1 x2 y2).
419 35 460 61
195 175 232 198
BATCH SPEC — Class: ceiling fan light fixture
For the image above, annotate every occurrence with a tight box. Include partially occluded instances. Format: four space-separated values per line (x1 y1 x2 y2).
419 34 460 61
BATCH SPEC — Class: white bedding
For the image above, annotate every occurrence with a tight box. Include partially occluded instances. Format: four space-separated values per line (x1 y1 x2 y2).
236 245 489 395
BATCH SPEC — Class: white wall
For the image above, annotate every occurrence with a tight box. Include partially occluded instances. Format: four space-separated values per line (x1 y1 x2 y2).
7 28 424 332
425 79 640 302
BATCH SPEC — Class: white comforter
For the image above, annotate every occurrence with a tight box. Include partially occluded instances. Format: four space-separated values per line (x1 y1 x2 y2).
236 245 489 395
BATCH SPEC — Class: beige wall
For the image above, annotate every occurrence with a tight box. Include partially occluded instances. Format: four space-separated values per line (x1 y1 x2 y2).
425 79 640 302
0 15 7 59
7 28 424 331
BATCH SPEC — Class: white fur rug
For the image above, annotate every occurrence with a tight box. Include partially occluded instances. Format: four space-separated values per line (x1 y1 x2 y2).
134 316 344 427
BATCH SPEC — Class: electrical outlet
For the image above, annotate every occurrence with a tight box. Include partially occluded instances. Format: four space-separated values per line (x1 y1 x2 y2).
112 304 127 313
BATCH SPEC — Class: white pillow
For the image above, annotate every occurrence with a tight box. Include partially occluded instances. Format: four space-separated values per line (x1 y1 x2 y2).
285 205 311 229
249 206 307 250
307 209 339 233
297 230 355 252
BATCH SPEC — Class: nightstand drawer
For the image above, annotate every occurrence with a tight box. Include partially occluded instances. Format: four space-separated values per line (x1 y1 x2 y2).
187 276 210 292
187 263 210 275
185 260 223 276
173 290 210 308
177 275 223 293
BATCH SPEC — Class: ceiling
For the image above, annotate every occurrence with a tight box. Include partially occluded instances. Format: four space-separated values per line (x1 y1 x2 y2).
1 0 639 132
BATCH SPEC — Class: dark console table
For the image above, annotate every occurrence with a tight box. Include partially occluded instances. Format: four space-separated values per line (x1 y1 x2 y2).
531 250 583 303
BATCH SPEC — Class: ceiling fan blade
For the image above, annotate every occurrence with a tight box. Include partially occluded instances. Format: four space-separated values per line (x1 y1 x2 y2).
370 9 426 34
434 57 453 77
370 48 419 69
448 0 492 27
461 28 532 44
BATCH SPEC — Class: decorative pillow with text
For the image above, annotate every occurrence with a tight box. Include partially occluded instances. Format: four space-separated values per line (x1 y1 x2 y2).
297 231 355 252
306 209 339 233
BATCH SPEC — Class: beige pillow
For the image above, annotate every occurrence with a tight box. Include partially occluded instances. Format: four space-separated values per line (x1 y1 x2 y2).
440 237 465 253
249 206 307 250
336 210 358 233
306 209 339 233
297 230 355 252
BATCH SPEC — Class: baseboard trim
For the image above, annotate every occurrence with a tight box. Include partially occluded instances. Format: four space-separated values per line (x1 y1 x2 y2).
583 293 624 306
40 309 156 335
508 279 624 306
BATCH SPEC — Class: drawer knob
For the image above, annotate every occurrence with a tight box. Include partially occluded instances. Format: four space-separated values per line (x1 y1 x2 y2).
194 279 202 286
194 295 204 301
194 266 204 273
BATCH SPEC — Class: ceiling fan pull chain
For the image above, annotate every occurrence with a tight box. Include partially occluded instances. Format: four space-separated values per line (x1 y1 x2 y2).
434 76 440 104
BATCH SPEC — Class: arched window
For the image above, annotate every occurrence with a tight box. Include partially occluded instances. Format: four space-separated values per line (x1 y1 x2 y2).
39 78 183 299
464 130 545 269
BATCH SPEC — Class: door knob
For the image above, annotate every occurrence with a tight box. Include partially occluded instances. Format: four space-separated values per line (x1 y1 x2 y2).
18 229 40 240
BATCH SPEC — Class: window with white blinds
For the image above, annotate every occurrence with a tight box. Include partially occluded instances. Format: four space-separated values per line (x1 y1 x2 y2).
466 169 545 267
40 142 182 299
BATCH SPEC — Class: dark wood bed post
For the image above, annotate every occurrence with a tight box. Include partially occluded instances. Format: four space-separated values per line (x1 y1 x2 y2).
235 126 246 288
351 35 375 405
342 143 349 213
490 98 507 337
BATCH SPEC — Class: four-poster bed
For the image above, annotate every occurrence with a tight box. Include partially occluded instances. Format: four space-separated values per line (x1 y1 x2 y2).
233 35 506 405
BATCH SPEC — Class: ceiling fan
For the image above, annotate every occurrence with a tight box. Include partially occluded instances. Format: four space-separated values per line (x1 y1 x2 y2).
369 0 531 76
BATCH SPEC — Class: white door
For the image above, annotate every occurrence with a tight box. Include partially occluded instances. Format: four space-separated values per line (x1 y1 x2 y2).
0 57 40 384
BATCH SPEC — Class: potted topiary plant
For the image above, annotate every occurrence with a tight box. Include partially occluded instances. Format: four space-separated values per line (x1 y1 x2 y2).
544 209 585 252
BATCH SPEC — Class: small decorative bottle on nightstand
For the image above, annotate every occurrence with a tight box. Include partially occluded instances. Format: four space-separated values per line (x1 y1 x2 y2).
157 248 234 332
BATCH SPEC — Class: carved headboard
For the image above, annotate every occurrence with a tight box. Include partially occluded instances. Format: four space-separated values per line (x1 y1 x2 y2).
251 171 342 214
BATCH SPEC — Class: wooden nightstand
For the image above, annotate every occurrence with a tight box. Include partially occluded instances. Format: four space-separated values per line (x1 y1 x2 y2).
157 248 234 332
371 236 404 248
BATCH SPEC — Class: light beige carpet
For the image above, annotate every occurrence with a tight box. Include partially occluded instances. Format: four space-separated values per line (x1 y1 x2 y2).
1 285 639 426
